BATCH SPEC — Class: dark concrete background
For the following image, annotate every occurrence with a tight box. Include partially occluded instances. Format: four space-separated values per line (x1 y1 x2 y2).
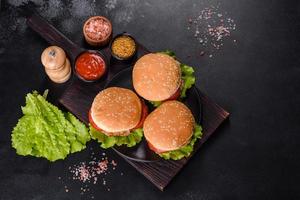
1 0 300 199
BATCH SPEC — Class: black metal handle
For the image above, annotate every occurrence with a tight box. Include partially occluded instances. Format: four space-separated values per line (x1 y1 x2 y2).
26 12 84 60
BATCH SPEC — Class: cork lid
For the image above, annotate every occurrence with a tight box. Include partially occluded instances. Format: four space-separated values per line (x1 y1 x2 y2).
41 46 66 70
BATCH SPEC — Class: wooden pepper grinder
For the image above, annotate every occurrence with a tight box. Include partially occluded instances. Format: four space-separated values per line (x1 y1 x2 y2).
41 46 71 83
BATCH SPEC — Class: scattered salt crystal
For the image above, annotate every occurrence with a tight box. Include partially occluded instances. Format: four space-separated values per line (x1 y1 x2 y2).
188 4 237 57
111 160 117 167
200 51 205 56
93 177 97 184
61 151 120 196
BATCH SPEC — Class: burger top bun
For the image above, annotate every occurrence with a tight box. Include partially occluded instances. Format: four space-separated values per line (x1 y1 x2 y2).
133 53 181 101
90 87 142 135
143 100 195 152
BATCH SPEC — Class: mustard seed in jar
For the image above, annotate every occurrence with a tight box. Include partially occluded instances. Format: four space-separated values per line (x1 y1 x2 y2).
111 35 136 59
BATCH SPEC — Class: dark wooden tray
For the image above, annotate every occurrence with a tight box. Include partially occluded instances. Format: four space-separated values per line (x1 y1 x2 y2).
58 44 230 190
60 66 229 191
25 9 229 191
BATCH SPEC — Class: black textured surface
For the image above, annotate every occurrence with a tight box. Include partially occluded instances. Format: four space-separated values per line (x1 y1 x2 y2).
1 0 300 199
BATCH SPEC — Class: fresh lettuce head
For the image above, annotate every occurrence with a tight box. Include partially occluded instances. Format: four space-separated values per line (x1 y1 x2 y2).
89 125 143 149
11 91 90 162
159 124 202 160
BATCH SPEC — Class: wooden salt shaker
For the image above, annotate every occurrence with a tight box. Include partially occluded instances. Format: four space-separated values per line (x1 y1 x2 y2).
41 46 71 83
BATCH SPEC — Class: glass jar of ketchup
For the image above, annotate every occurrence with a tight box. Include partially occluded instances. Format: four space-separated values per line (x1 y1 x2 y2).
75 51 106 82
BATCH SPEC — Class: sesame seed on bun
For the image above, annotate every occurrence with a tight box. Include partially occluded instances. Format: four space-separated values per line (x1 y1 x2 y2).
143 100 195 153
89 87 142 136
132 53 181 101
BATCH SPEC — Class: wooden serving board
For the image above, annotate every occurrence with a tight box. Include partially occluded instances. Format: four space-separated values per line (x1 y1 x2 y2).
59 44 229 190
25 8 229 191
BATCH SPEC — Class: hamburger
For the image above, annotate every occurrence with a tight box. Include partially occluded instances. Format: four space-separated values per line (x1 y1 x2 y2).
132 51 196 106
89 87 148 148
143 100 202 160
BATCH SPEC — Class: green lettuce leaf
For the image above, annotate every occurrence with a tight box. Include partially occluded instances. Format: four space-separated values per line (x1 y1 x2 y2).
149 101 162 107
89 125 143 149
64 112 90 153
180 63 196 98
11 91 90 162
161 50 176 59
159 124 203 160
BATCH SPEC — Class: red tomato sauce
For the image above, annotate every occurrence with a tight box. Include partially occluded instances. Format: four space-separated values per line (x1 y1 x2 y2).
75 52 106 81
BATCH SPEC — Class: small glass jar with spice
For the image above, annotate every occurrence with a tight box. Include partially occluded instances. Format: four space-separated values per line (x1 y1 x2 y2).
83 16 113 47
110 33 137 61
75 51 107 82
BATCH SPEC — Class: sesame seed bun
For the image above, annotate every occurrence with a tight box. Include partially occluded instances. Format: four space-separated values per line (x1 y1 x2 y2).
132 53 181 101
90 87 142 136
143 100 195 152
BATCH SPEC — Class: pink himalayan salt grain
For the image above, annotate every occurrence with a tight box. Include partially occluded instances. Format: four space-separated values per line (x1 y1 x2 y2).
62 152 122 195
68 157 118 187
187 5 236 54
78 164 91 182
111 160 117 167
85 18 110 40
96 159 109 174
208 25 230 41
93 177 97 184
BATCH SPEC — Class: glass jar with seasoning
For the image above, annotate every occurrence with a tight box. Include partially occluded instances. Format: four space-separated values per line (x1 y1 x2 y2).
110 33 137 61
75 51 107 82
83 16 113 47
